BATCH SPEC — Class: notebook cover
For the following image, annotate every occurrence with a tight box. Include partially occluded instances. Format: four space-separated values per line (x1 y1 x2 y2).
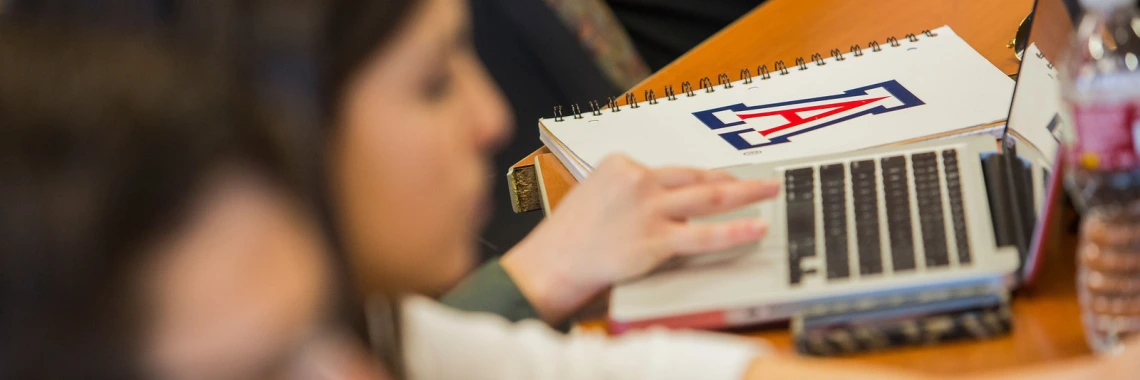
541 26 1014 175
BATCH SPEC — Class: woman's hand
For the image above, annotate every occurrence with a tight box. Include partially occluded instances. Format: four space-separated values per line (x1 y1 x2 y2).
501 154 780 324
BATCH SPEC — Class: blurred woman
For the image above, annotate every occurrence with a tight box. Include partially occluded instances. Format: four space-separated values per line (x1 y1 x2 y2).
310 0 1140 379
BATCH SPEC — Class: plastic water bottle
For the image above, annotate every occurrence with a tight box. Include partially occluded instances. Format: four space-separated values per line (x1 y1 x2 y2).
1061 0 1140 353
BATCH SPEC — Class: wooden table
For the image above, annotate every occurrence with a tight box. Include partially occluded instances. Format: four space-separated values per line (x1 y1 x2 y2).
511 0 1092 375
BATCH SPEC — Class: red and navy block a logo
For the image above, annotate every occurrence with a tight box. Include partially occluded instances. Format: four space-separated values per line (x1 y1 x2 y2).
692 80 924 150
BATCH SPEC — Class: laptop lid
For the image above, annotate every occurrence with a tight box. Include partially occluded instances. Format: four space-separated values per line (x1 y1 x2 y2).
1003 0 1078 159
1001 0 1079 285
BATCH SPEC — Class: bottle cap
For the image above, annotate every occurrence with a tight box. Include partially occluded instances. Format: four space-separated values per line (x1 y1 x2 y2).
1079 0 1134 10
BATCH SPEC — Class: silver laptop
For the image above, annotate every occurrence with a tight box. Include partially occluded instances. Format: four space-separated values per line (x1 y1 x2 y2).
609 0 1073 333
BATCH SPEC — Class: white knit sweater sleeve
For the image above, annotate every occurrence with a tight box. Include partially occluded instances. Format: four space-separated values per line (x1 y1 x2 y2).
400 296 767 380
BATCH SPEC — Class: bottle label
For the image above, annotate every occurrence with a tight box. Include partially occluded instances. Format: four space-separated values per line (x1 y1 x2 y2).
1071 103 1140 171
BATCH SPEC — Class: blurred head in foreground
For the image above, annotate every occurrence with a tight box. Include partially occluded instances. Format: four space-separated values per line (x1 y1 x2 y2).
0 25 383 379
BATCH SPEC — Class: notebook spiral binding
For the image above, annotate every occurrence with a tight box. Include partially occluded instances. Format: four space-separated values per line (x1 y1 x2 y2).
553 29 939 121
1035 51 1055 70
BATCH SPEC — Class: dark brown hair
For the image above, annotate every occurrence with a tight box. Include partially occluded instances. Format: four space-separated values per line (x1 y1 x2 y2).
0 23 303 379
0 0 424 377
320 0 421 120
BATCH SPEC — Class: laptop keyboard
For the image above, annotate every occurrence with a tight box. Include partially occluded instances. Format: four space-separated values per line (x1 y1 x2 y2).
914 152 950 268
785 168 817 285
820 164 849 280
882 156 916 272
943 150 971 265
785 149 971 285
851 160 883 275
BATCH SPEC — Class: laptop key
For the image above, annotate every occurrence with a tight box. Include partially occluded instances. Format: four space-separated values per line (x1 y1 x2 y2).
943 150 971 265
851 159 882 275
820 163 850 280
786 167 816 285
913 152 950 268
882 155 916 272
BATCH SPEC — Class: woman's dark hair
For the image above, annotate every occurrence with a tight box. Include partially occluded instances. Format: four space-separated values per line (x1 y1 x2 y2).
320 0 420 121
0 24 305 379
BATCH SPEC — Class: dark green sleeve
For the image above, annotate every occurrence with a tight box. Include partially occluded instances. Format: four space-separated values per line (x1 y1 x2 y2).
440 259 543 322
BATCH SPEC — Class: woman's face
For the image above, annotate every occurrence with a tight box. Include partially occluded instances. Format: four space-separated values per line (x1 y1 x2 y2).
332 0 510 295
143 169 385 380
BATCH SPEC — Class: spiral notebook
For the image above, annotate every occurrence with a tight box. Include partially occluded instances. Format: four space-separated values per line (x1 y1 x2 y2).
539 26 1015 180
